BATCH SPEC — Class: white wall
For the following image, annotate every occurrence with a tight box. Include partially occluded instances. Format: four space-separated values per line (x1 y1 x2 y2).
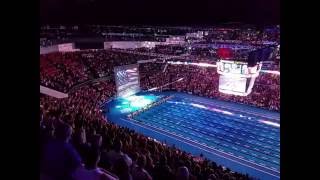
104 41 162 50
58 43 76 52
40 45 59 55
40 43 78 55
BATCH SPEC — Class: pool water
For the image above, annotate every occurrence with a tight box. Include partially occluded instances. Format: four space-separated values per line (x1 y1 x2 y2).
105 92 280 180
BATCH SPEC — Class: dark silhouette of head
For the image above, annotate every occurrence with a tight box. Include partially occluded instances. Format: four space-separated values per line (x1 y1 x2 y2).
55 122 72 142
208 174 218 180
137 154 147 169
176 166 189 180
132 152 140 163
86 148 101 169
114 157 131 180
114 139 123 153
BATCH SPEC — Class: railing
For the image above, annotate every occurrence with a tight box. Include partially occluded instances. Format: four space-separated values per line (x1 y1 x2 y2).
68 75 113 93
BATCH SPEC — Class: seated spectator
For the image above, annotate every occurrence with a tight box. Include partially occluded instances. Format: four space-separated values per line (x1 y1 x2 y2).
176 166 189 180
131 155 152 180
113 157 133 180
193 164 202 179
208 174 218 180
73 148 118 180
130 152 140 172
107 140 132 167
145 155 154 177
152 155 174 180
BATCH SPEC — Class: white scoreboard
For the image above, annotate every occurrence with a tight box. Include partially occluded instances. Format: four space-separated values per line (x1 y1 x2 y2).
217 60 261 96
219 76 247 94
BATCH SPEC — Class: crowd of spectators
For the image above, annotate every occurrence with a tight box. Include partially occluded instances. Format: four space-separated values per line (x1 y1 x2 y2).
80 50 152 78
40 49 280 109
204 26 279 44
40 50 153 92
40 52 91 92
154 45 186 55
139 63 280 111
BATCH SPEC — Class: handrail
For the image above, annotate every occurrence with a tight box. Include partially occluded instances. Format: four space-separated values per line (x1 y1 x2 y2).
68 76 112 93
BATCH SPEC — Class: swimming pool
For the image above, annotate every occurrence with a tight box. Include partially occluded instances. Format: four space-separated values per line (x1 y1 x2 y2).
105 92 280 180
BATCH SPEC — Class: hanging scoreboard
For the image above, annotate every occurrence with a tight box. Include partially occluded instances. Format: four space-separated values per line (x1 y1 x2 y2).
217 60 262 96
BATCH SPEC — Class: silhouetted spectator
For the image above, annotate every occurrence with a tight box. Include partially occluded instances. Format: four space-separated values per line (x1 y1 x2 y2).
41 122 82 180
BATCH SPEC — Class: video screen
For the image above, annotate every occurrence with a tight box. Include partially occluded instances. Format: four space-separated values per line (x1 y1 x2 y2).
219 61 248 75
219 75 247 93
114 64 140 97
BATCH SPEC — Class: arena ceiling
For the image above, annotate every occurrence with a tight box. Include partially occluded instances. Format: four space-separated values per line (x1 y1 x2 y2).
40 0 279 25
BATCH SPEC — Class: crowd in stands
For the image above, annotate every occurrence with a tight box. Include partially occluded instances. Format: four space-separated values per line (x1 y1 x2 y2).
40 52 90 92
80 50 151 78
40 50 153 92
40 25 190 44
154 45 186 55
139 63 280 111
204 26 279 45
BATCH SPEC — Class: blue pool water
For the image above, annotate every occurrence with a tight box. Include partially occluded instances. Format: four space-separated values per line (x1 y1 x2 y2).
105 91 280 180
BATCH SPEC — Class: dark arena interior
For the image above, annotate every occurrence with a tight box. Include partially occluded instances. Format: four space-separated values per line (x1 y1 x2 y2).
40 1 280 180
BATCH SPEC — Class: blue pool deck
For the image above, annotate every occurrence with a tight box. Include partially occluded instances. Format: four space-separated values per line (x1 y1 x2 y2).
104 91 280 180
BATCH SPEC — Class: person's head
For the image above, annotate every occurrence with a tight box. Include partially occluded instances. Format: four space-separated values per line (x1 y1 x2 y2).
92 134 102 148
184 160 191 170
114 139 122 153
146 155 154 167
46 126 55 139
176 166 189 180
132 152 140 163
194 164 201 174
55 122 72 142
159 154 167 166
86 148 101 169
222 173 231 180
114 157 130 175
137 154 147 169
208 174 218 180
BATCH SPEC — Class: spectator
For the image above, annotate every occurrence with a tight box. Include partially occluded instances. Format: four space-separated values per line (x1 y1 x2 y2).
107 140 132 167
176 166 189 180
73 148 118 180
113 157 133 180
208 174 218 180
41 122 82 180
152 156 174 180
131 155 152 180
